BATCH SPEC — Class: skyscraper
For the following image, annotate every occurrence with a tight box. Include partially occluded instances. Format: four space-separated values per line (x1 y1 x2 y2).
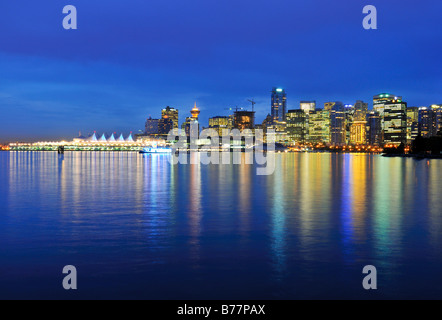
158 117 174 135
162 106 179 129
300 101 316 114
209 116 232 136
330 102 346 146
271 88 287 123
407 107 419 143
145 117 160 135
234 111 255 132
418 105 442 137
286 109 307 144
384 100 407 146
367 111 382 146
373 93 402 131
308 109 330 144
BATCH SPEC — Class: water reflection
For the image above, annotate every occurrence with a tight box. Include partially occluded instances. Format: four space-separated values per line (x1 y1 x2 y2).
1 152 442 299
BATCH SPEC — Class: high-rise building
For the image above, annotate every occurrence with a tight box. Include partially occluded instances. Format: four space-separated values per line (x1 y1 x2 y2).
308 110 330 144
407 107 419 143
286 109 307 144
383 100 407 146
145 117 160 135
271 87 287 123
373 93 402 131
162 106 179 129
418 105 442 137
300 101 316 114
209 116 232 136
330 102 346 146
367 111 382 146
324 102 336 111
350 104 368 145
234 111 255 132
158 117 174 135
354 100 368 113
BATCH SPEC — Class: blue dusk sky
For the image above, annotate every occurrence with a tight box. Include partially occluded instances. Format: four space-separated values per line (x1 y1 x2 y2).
0 0 441 141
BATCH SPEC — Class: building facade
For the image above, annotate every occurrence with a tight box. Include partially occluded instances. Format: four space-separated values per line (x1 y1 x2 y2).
271 88 287 122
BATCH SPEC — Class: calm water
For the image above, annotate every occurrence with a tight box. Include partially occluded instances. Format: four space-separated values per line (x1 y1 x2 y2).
0 151 441 299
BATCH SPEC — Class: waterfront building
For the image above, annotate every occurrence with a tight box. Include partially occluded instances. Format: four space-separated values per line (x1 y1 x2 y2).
308 109 330 144
161 106 179 129
330 102 346 146
107 133 116 142
354 100 368 113
209 116 232 136
158 117 174 136
373 93 402 131
407 107 419 143
145 117 160 135
300 101 316 114
265 121 288 143
234 110 255 132
324 102 335 111
286 109 307 144
383 100 407 146
271 87 287 122
367 111 382 146
419 105 442 137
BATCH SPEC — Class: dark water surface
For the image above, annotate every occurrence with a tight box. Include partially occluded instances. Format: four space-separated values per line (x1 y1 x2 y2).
0 151 441 299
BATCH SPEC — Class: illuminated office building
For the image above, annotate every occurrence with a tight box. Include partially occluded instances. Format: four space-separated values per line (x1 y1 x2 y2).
300 101 316 114
145 117 160 135
354 100 368 113
367 111 382 146
234 110 255 132
324 102 335 111
350 105 368 145
330 102 346 146
419 105 442 137
308 110 330 144
407 106 419 143
286 109 307 144
384 100 407 146
161 106 179 129
271 87 287 122
373 93 402 130
158 117 174 135
209 116 232 136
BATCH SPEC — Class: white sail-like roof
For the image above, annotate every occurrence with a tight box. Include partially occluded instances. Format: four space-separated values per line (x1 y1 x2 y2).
107 133 116 142
99 134 107 142
87 133 98 142
118 134 125 142
126 134 134 142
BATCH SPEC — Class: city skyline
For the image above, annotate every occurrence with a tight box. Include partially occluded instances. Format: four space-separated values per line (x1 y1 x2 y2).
0 87 442 143
1 1 441 141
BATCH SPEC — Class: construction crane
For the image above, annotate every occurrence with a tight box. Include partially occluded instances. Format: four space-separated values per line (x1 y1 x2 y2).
225 106 244 113
247 99 256 112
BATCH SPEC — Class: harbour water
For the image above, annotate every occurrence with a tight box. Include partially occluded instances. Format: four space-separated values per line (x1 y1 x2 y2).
0 151 441 299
